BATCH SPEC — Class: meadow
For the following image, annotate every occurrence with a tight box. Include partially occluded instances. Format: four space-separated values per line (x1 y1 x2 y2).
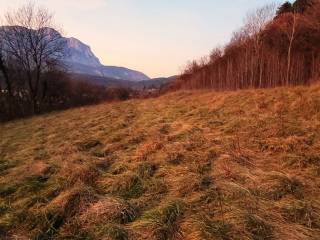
0 84 320 239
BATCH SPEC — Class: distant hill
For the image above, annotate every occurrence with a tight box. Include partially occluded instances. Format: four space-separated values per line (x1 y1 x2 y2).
71 73 176 90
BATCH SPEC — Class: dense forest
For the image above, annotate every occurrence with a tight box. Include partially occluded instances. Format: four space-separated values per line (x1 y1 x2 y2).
175 0 320 90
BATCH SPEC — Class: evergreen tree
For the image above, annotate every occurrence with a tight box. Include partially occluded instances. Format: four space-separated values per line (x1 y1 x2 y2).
276 2 293 15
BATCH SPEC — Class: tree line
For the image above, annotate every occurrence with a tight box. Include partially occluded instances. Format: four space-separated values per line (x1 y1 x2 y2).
175 0 320 90
0 3 132 122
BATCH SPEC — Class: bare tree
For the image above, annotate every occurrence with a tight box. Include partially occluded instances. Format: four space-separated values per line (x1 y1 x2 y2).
0 35 12 96
280 12 298 85
277 10 315 85
243 4 277 87
1 3 65 113
177 1 320 91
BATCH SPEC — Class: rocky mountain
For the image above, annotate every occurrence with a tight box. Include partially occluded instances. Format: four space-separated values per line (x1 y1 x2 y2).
0 26 150 82
63 37 150 81
64 37 101 67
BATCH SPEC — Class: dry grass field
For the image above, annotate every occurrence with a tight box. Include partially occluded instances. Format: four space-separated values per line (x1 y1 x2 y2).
0 85 320 240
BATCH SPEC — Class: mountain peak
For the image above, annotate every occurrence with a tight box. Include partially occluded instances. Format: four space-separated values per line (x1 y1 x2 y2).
64 37 101 67
63 36 150 81
0 26 150 82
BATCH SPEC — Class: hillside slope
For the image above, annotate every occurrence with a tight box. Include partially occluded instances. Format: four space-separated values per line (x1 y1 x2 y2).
0 85 320 239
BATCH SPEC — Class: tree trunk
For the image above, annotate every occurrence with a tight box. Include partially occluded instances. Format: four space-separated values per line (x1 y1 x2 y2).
286 13 297 86
0 57 12 96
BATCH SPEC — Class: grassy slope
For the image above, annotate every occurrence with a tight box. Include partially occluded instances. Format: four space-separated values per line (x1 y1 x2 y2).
0 85 320 240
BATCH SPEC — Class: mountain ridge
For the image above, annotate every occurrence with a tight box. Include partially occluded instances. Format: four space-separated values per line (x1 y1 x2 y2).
63 36 150 81
0 26 150 82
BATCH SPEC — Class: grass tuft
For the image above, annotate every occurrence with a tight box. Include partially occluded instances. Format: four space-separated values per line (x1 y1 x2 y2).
143 201 184 240
270 176 304 200
20 175 49 194
137 162 158 179
80 197 136 226
30 184 97 239
77 140 102 152
198 215 231 240
0 159 15 175
106 224 128 240
0 184 17 197
281 200 320 229
166 153 184 165
111 174 145 200
57 219 93 240
159 124 171 135
245 214 274 240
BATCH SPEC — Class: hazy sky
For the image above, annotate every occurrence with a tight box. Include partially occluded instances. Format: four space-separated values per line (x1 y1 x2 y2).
0 0 284 78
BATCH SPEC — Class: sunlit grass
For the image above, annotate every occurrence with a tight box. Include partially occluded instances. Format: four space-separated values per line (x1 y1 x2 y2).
0 84 320 239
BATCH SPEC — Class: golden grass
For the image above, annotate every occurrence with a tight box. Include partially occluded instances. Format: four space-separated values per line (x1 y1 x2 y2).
0 84 320 239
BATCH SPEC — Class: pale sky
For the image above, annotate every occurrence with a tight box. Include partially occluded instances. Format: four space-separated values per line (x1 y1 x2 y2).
0 0 284 78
